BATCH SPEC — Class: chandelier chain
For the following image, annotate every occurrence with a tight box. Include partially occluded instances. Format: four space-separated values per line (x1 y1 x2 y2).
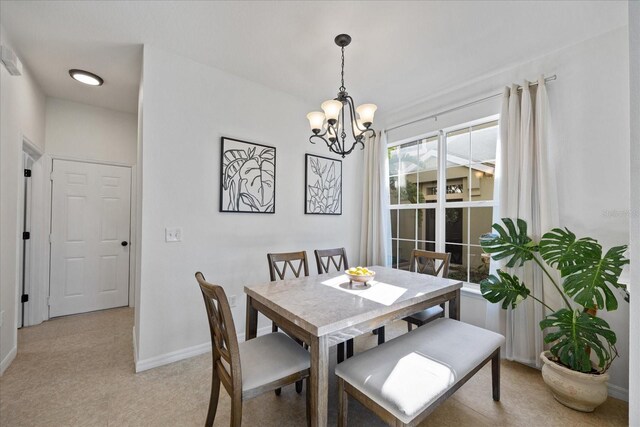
339 46 345 92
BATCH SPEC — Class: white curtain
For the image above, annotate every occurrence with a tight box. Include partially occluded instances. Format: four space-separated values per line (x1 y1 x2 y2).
486 76 560 367
360 130 391 267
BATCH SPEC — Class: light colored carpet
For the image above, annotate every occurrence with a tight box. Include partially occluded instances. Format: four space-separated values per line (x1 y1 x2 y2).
0 307 628 426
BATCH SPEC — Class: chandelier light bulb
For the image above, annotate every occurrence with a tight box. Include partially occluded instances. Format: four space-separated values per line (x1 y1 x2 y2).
356 104 377 126
321 100 343 124
307 111 325 133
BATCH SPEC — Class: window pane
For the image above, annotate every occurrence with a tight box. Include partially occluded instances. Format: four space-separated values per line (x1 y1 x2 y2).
388 146 399 176
390 209 398 239
389 177 398 205
470 121 498 164
445 207 467 245
398 209 416 240
398 240 415 271
469 167 494 201
469 207 493 246
399 142 419 175
391 239 398 268
446 127 470 166
418 136 438 172
417 209 436 241
417 169 437 203
446 243 468 282
417 241 436 252
398 173 418 204
469 245 490 284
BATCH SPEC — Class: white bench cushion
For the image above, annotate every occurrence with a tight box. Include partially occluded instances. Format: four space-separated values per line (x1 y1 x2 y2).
239 332 310 392
335 318 505 424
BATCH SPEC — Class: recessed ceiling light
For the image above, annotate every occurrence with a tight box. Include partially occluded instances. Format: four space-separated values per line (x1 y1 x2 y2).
69 69 103 86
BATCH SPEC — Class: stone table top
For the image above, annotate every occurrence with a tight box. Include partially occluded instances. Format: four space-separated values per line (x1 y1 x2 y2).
244 266 462 336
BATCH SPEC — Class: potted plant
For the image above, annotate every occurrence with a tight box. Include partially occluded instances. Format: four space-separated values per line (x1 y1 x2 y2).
479 218 629 412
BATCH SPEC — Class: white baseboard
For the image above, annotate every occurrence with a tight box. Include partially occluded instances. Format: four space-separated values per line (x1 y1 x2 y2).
0 346 17 376
132 326 138 366
608 383 629 402
134 325 272 373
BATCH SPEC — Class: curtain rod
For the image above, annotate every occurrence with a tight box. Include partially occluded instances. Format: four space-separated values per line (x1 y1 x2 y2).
385 74 557 133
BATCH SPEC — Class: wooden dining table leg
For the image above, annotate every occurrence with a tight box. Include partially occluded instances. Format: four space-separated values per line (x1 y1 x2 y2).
245 295 258 340
449 289 461 321
310 334 329 427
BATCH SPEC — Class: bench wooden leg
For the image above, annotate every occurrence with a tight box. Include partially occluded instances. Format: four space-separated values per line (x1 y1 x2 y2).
491 350 500 401
338 377 348 427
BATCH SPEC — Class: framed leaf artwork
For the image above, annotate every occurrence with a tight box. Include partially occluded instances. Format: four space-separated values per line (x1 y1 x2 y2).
305 153 342 215
220 137 276 213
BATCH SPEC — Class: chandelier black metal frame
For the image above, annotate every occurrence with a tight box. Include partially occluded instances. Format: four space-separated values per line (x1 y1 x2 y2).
307 34 377 158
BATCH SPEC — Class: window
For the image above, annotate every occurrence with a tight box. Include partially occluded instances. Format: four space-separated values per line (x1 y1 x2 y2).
388 118 498 286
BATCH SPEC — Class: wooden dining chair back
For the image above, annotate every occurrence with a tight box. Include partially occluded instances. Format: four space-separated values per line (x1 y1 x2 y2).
410 249 451 277
196 272 311 426
267 251 309 281
314 247 349 274
404 250 452 332
195 272 242 426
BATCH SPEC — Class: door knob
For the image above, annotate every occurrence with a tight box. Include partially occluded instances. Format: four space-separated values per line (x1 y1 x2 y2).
121 241 128 247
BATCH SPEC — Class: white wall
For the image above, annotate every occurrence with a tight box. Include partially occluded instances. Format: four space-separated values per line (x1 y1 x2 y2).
45 97 137 166
628 0 639 422
382 27 631 399
135 46 364 370
0 25 46 374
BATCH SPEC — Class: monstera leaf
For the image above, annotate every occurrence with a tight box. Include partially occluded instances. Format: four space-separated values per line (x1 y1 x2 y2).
560 245 629 311
479 218 538 268
540 308 617 373
480 270 531 309
539 228 600 269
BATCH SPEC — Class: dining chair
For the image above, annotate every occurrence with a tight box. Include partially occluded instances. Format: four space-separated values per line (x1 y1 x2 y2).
195 272 311 427
267 251 309 394
314 248 353 363
403 249 451 331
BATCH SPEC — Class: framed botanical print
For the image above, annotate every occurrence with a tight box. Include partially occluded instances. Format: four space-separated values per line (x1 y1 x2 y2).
305 153 342 215
220 137 276 213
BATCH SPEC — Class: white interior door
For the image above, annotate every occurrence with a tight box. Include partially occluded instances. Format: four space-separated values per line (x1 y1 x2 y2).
50 160 131 317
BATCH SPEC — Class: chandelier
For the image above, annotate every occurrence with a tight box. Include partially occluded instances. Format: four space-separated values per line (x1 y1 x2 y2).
306 34 377 158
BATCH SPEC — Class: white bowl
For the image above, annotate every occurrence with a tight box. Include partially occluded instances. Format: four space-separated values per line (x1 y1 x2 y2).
345 271 375 283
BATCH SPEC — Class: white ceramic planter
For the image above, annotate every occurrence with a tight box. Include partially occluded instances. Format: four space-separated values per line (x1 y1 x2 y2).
540 351 609 412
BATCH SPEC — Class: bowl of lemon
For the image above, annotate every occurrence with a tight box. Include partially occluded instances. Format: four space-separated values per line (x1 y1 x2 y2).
345 266 375 285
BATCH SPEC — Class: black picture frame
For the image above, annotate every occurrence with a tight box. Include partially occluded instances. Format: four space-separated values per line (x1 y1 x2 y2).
305 153 342 215
220 137 276 214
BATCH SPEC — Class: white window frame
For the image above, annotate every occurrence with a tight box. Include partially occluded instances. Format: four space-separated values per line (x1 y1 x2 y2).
387 114 499 289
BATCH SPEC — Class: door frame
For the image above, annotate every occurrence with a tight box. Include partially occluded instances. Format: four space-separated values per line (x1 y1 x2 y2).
43 155 137 322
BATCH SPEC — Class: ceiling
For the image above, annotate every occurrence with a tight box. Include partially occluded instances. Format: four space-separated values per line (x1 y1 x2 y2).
0 1 627 115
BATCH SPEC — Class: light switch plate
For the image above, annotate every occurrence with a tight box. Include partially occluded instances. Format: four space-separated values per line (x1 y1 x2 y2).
165 227 183 242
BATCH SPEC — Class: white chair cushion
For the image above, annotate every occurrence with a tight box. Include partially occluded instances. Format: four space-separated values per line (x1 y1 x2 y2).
335 318 505 424
408 305 444 322
239 332 310 392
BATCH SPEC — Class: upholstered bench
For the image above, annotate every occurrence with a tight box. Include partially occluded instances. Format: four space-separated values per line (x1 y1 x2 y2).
335 318 505 427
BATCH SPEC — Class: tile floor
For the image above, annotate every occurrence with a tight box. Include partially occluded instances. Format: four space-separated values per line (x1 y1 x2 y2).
0 307 629 426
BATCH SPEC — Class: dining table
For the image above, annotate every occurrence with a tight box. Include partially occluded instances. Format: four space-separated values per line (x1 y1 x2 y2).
244 265 463 427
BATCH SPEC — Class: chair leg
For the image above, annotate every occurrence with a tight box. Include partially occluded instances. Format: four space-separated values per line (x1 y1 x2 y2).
337 342 345 363
272 322 278 333
306 377 311 427
230 395 242 427
407 322 413 332
346 338 354 359
338 377 348 427
377 327 385 345
492 350 500 401
205 370 221 427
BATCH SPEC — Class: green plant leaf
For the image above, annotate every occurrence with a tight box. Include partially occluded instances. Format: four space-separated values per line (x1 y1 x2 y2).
480 270 531 309
560 245 629 311
539 228 600 269
479 218 537 267
540 308 617 372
